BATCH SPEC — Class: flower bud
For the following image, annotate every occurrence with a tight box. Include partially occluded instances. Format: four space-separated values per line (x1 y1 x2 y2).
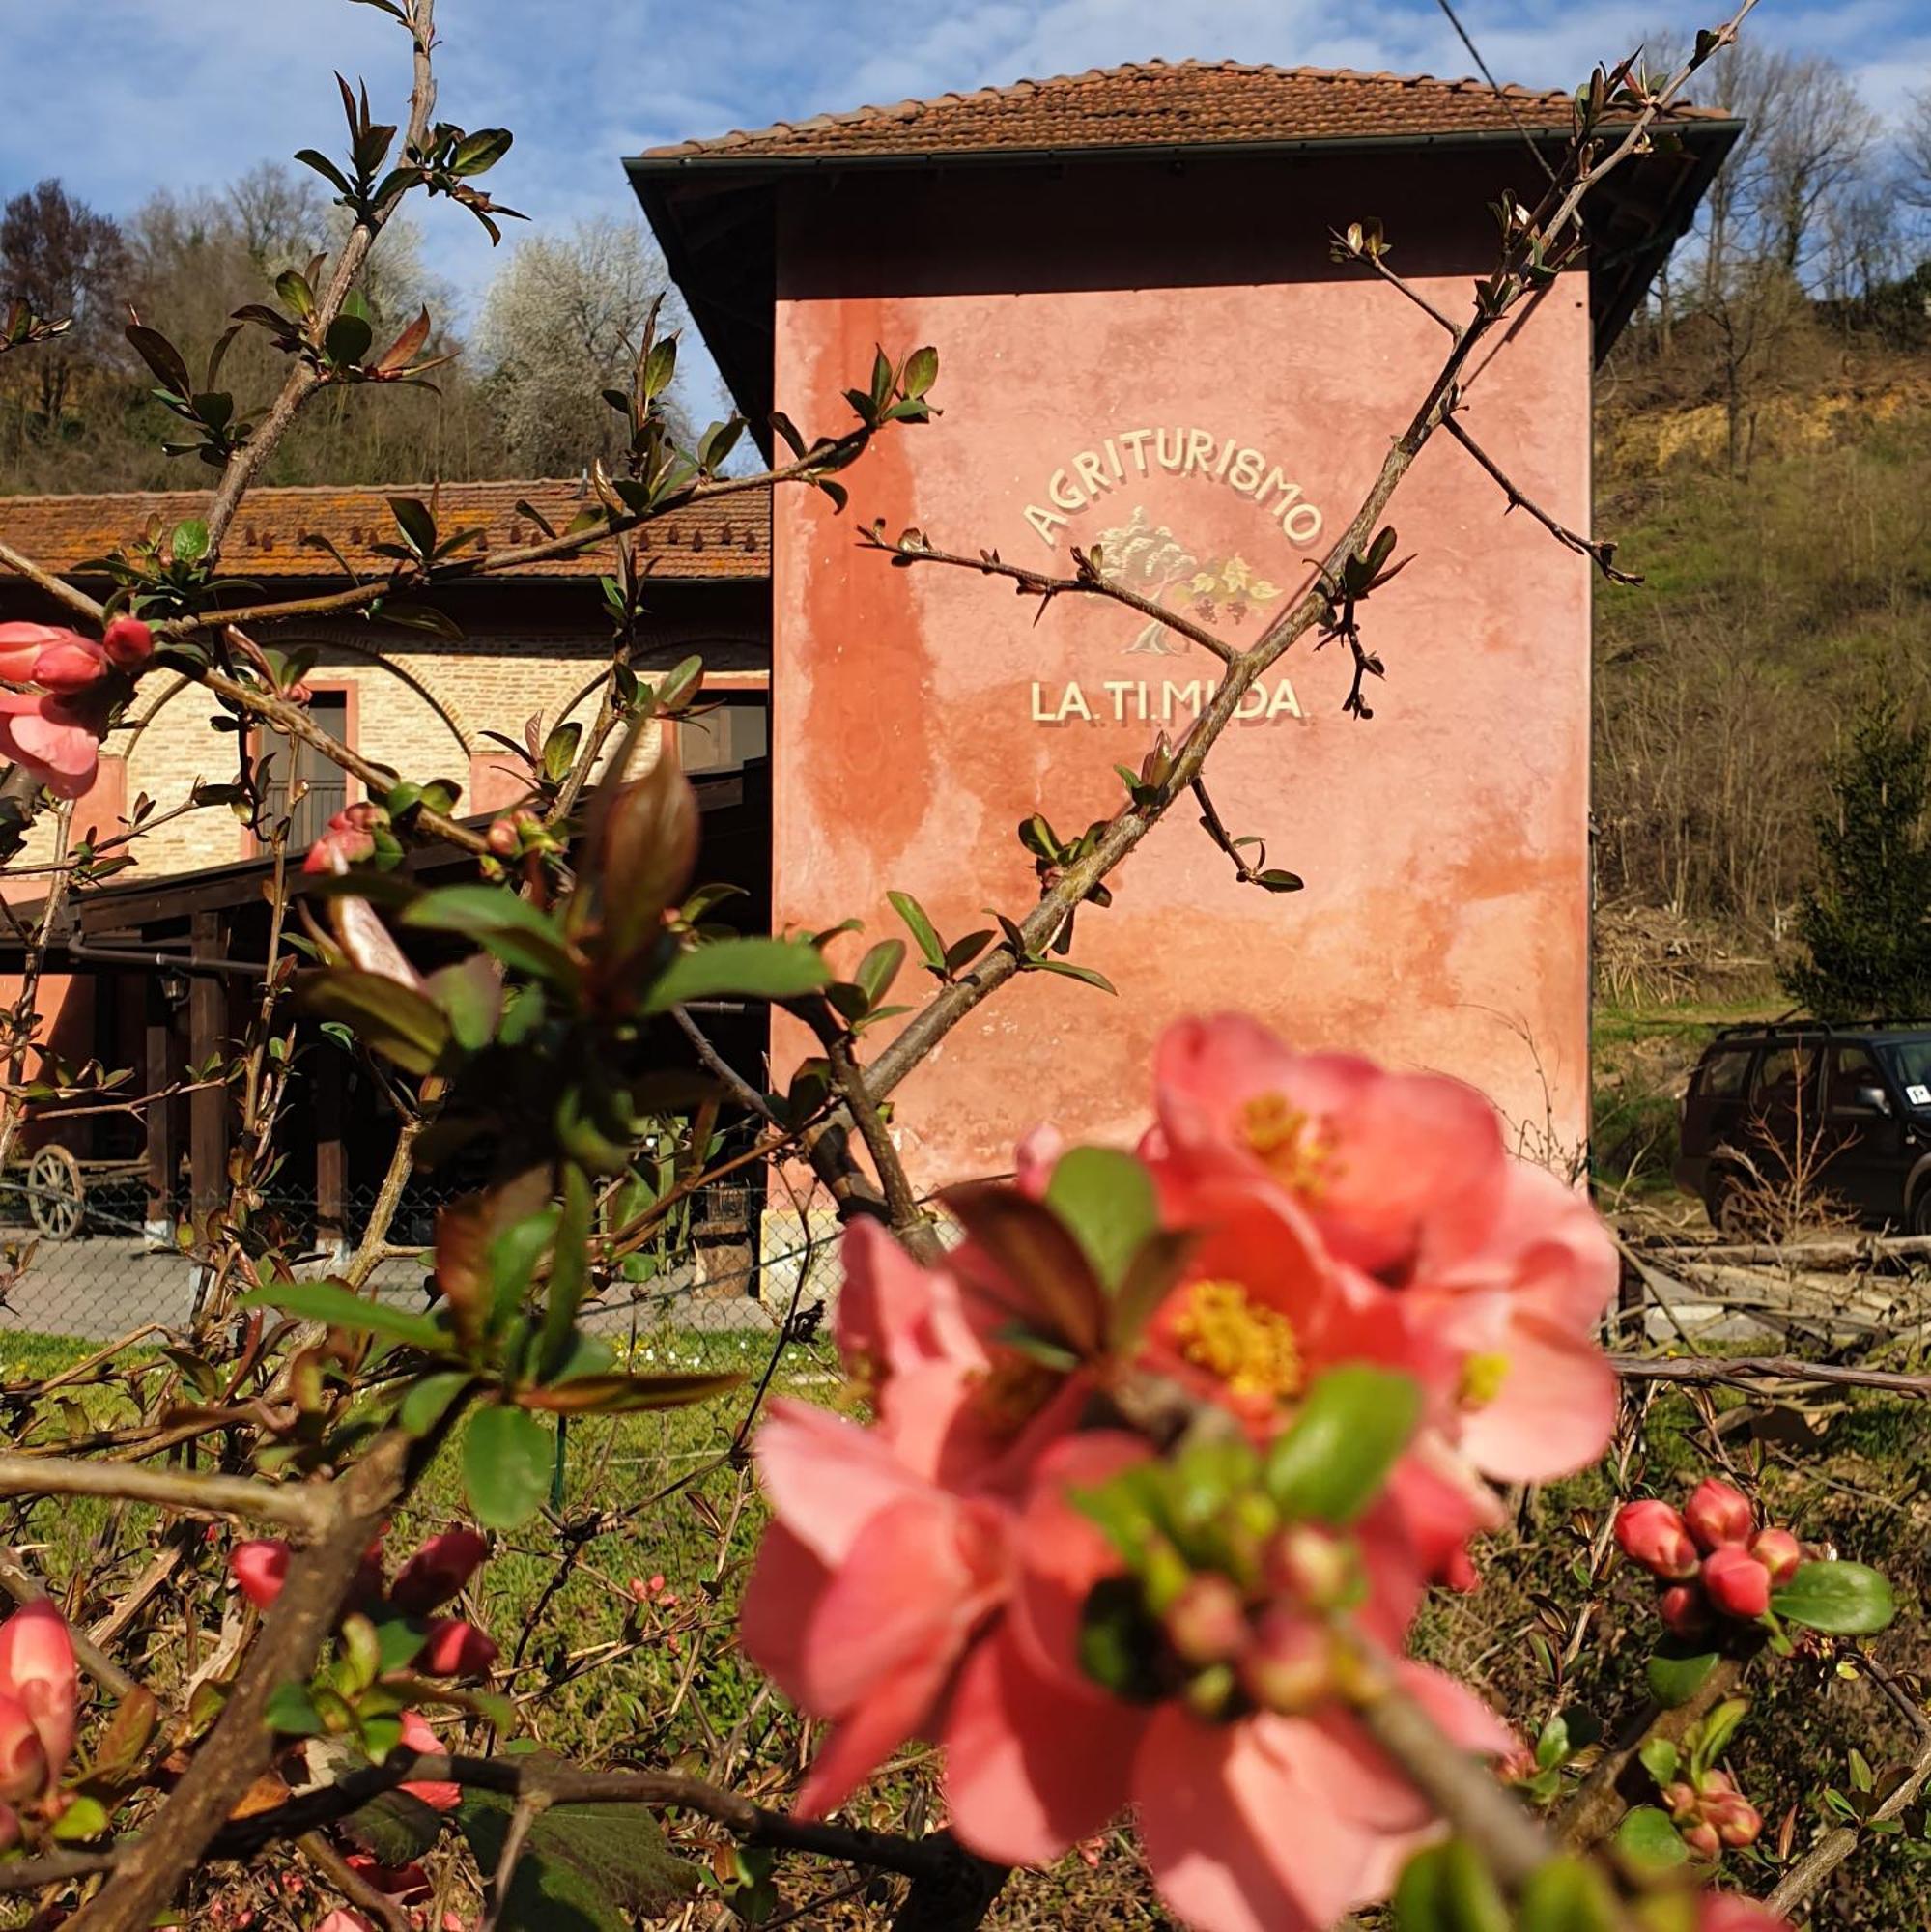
100 616 154 669
1680 1818 1721 1860
1749 1526 1803 1586
231 1539 291 1610
1264 1523 1356 1609
1701 1546 1773 1621
417 1618 498 1678
1705 1791 1764 1849
1684 1478 1754 1552
0 1690 49 1804
486 815 521 857
1614 1499 1701 1580
390 1529 488 1615
1236 1610 1334 1716
1663 1780 1700 1818
1162 1574 1251 1667
30 637 110 693
1658 1583 1714 1639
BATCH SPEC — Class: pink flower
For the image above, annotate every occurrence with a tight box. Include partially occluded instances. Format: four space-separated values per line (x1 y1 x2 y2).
1011 1122 1065 1199
1660 1583 1714 1639
345 1852 430 1897
316 1912 377 1932
0 1602 76 1801
739 1401 1009 1817
0 623 72 681
397 1710 460 1810
1750 1527 1803 1586
1685 1479 1755 1552
231 1540 291 1610
1615 1500 1701 1580
390 1529 488 1615
25 636 112 693
302 802 383 876
1151 1016 1619 1484
940 1435 1514 1932
1701 1897 1796 1930
0 691 101 799
1701 1547 1773 1621
418 1619 497 1678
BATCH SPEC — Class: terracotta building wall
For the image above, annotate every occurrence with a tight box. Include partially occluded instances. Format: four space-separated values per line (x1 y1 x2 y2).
768 151 1594 1184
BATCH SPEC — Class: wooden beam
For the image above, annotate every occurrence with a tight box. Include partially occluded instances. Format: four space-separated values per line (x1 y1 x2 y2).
187 912 228 1227
143 986 184 1236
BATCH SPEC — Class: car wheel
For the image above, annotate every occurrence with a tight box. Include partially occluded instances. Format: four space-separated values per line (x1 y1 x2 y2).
1709 1172 1765 1241
1913 1187 1931 1237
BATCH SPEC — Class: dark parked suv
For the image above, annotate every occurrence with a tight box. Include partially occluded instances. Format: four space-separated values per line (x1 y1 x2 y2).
1675 1023 1931 1236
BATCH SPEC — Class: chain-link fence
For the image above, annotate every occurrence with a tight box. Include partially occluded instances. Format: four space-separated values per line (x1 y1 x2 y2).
0 1155 845 1356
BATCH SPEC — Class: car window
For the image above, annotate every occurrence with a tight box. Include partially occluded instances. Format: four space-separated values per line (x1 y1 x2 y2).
1883 1040 1931 1105
1826 1044 1884 1112
1699 1050 1752 1099
1750 1044 1817 1106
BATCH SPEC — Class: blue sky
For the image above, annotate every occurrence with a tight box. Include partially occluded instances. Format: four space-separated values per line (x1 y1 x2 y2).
3 0 1926 332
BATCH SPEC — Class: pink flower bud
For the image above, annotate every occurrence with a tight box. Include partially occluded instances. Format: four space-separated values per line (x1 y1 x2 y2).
1162 1575 1251 1666
100 616 154 669
231 1540 291 1610
1614 1499 1701 1580
1236 1610 1334 1715
486 815 520 857
1706 1791 1764 1848
390 1529 487 1615
1749 1526 1803 1586
1264 1524 1356 1608
0 1600 77 1787
1663 1780 1700 1818
1701 1546 1773 1621
0 1690 49 1804
1684 1478 1754 1552
1659 1583 1714 1639
1681 1818 1721 1860
418 1618 497 1678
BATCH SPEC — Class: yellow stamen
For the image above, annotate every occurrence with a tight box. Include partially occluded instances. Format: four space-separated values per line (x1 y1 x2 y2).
1172 1279 1304 1404
1459 1350 1511 1411
1239 1093 1336 1199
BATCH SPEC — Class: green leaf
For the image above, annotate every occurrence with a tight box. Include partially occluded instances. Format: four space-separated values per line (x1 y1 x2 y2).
388 496 437 558
1515 1857 1620 1932
641 937 830 1012
125 323 193 396
853 938 904 1009
326 313 375 366
1263 1365 1421 1526
399 1369 473 1438
901 345 939 400
401 886 578 985
1028 957 1117 995
170 519 211 565
49 1794 111 1843
463 1406 554 1530
1690 1696 1750 1777
1613 1804 1690 1871
1535 1712 1572 1771
264 1682 327 1737
1043 1146 1157 1293
1637 1737 1680 1788
1772 1560 1897 1635
1646 1641 1721 1708
537 1165 592 1380
455 1786 701 1931
450 128 514 175
340 1787 445 1867
942 1182 1108 1356
888 890 945 970
237 1279 446 1350
294 969 451 1076
515 1369 744 1414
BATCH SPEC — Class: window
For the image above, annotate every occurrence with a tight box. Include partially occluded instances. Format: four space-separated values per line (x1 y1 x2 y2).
1827 1044 1885 1113
677 700 768 777
1699 1051 1752 1099
1750 1043 1818 1108
259 691 350 848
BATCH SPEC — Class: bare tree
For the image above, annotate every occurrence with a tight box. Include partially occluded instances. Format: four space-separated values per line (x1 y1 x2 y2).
1903 85 1931 213
0 179 131 428
476 215 693 474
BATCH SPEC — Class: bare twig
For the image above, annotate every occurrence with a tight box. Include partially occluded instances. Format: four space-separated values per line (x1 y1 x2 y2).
0 1452 329 1533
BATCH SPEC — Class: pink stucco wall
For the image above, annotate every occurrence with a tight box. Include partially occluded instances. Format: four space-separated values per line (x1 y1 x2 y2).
770 154 1593 1185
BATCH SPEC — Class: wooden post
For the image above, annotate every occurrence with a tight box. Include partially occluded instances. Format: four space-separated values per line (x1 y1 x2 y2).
144 985 183 1238
315 1046 346 1256
188 911 228 1227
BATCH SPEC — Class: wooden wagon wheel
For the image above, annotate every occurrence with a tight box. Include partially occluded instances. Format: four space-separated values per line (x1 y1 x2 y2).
26 1145 84 1241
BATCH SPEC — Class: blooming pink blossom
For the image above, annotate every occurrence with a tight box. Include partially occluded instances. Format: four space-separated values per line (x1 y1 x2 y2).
0 623 72 682
1685 1479 1755 1552
418 1618 498 1678
1700 1896 1796 1930
390 1528 488 1615
397 1711 461 1810
1152 1015 1619 1484
1701 1546 1774 1621
0 691 101 799
303 802 384 876
0 1602 76 1802
739 1400 1008 1817
1615 1500 1702 1580
231 1539 291 1610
